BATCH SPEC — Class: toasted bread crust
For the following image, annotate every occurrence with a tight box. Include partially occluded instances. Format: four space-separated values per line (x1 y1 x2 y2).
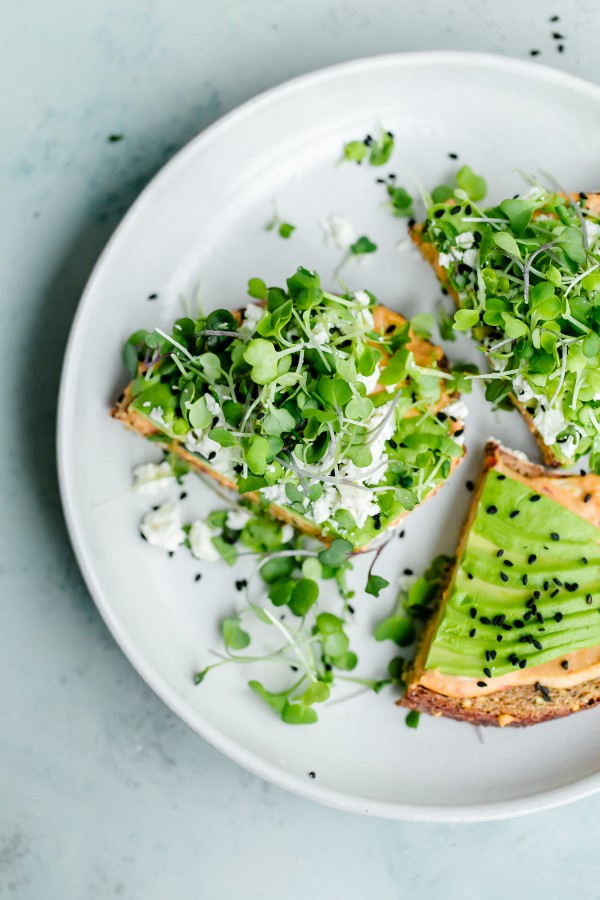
111 304 464 551
409 193 600 468
399 440 600 726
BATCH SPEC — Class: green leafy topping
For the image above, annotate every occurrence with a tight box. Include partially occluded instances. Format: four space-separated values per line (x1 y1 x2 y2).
455 165 487 201
423 175 600 463
350 236 378 255
405 710 420 729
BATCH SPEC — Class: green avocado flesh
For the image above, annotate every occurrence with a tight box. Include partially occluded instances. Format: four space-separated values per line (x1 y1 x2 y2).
425 468 600 679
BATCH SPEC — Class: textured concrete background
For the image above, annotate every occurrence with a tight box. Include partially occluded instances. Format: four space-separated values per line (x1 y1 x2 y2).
1 1 599 896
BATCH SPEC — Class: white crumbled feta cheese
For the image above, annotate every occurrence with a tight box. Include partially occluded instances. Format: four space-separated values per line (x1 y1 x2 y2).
320 215 356 250
443 399 469 421
261 482 288 504
560 436 579 459
334 483 379 528
512 373 537 403
240 302 265 335
189 520 220 561
133 461 176 494
312 321 330 345
184 394 242 478
455 231 475 249
149 406 169 429
356 362 381 395
585 221 600 246
353 290 371 307
462 248 478 269
140 502 185 552
532 405 569 446
312 490 336 525
280 524 295 543
438 251 455 270
225 508 251 531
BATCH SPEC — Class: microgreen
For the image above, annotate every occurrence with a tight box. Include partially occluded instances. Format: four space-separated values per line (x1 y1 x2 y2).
342 129 394 166
350 236 378 255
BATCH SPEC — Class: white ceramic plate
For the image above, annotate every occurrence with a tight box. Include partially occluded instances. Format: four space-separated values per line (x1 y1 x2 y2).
58 52 600 821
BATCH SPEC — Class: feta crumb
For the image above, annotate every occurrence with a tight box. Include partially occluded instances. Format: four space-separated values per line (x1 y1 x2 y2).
462 248 478 269
189 520 220 561
312 492 335 525
140 502 185 552
352 290 371 307
225 508 251 531
443 399 469 421
334 483 379 528
240 302 265 336
320 215 356 250
149 406 168 429
133 461 176 494
280 524 295 543
312 321 330 345
356 362 381 395
532 405 569 447
455 231 475 249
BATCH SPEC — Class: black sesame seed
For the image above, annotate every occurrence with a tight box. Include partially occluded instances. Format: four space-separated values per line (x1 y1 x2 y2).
533 639 543 650
484 667 492 678
514 619 524 629
235 579 248 591
529 49 540 56
522 574 528 586
582 557 588 565
543 581 550 591
552 31 564 39
194 573 202 582
497 635 503 642
434 209 445 219
466 480 475 491
347 604 355 614
497 474 506 481
208 451 217 461
168 551 174 558
436 411 448 422
553 577 563 587
454 428 464 437
551 532 560 541
399 530 405 539
537 612 545 624
448 152 458 159
502 623 513 631
469 628 477 638
496 549 504 558
555 612 564 622
529 494 541 502
587 594 593 605
490 650 497 660
477 681 487 688
519 659 527 668
180 491 187 500
467 572 474 580
308 771 316 779
140 531 147 541
503 559 514 568
389 438 398 450
386 324 396 334
526 597 535 609
485 650 492 662
524 612 532 621
404 568 413 576
550 14 559 21
565 582 578 592
533 590 541 599
147 292 158 300
529 553 538 564
584 492 592 503
480 616 491 625
470 607 477 619
561 660 569 670
487 505 498 515
509 510 520 519
376 178 387 184
450 204 461 215
500 572 509 583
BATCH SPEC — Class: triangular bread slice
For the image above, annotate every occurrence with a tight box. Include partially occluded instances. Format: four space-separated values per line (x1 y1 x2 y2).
410 193 600 468
112 302 465 551
400 440 600 726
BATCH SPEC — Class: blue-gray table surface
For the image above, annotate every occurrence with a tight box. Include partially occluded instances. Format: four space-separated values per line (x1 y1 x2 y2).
1 1 598 896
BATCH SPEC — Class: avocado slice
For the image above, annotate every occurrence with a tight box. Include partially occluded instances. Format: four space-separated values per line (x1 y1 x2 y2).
425 466 600 679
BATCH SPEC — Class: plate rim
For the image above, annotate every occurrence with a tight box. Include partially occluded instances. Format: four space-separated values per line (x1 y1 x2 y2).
57 50 600 822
